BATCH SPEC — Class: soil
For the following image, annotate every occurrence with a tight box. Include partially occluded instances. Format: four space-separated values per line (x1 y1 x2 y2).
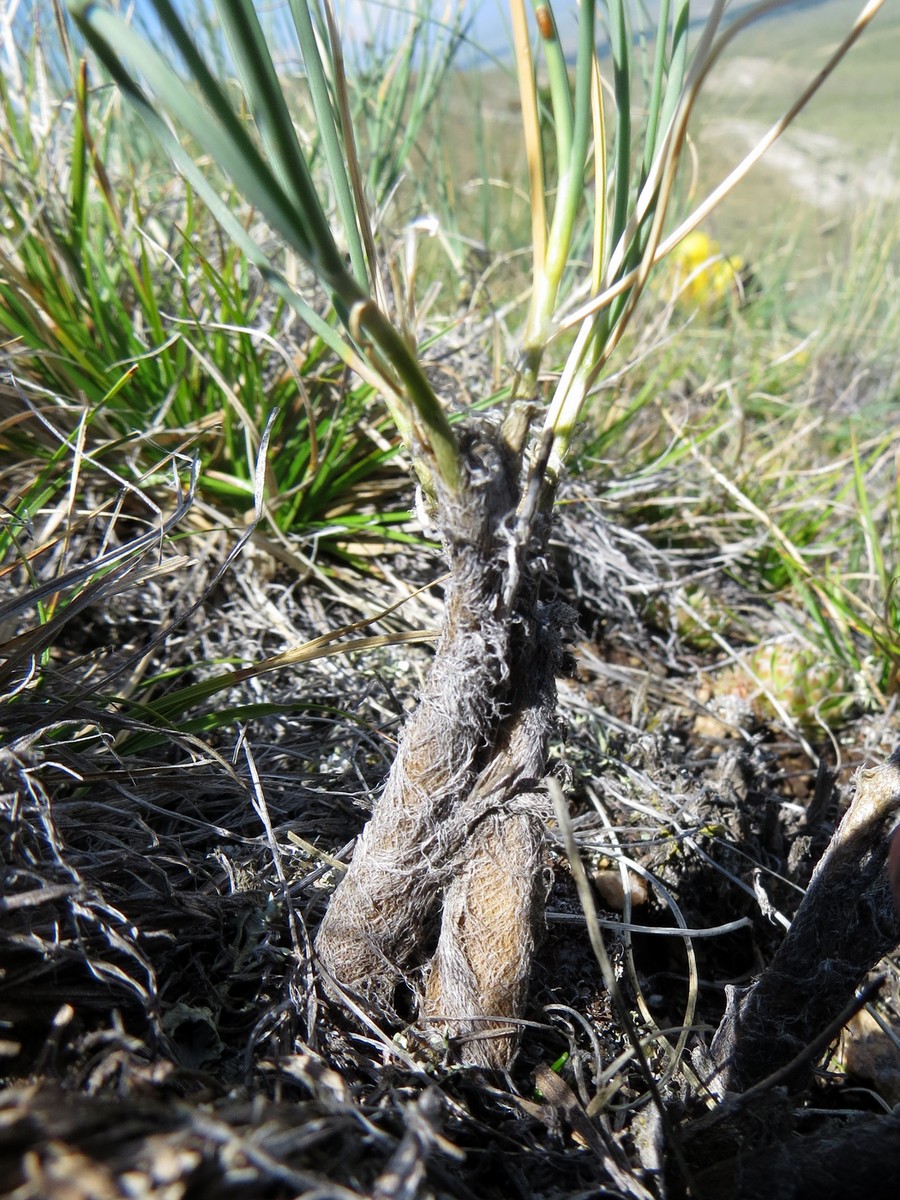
1 475 899 1199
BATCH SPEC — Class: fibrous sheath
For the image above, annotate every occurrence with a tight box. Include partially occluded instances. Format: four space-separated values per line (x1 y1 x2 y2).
315 426 568 1065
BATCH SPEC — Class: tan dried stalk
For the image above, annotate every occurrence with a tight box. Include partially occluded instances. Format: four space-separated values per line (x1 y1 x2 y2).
423 623 562 1066
424 809 545 1069
706 746 900 1095
315 421 569 1064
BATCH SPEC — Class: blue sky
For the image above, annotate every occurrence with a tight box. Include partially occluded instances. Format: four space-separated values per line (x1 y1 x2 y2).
322 1 829 64
337 1 579 58
125 1 837 70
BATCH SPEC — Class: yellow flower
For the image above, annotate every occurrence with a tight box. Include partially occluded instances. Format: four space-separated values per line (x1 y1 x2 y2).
670 230 751 313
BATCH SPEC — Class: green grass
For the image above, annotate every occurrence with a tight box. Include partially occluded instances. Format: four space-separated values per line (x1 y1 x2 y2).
0 2 456 563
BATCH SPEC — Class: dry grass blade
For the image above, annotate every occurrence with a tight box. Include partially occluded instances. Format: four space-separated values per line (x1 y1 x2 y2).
550 779 694 1184
0 554 190 694
707 746 900 1095
557 0 889 341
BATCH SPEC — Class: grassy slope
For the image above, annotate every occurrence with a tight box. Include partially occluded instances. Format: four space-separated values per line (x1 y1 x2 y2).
691 0 900 263
443 0 900 272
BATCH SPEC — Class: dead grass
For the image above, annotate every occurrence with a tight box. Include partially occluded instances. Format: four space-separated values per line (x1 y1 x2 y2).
1 4 899 1190
2 402 899 1195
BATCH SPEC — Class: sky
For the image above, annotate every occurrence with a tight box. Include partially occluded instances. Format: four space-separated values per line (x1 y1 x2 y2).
330 1 515 59
120 0 839 72
326 1 830 65
334 1 578 58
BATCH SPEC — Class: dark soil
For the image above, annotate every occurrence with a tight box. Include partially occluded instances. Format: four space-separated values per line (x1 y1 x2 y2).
2 477 899 1200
